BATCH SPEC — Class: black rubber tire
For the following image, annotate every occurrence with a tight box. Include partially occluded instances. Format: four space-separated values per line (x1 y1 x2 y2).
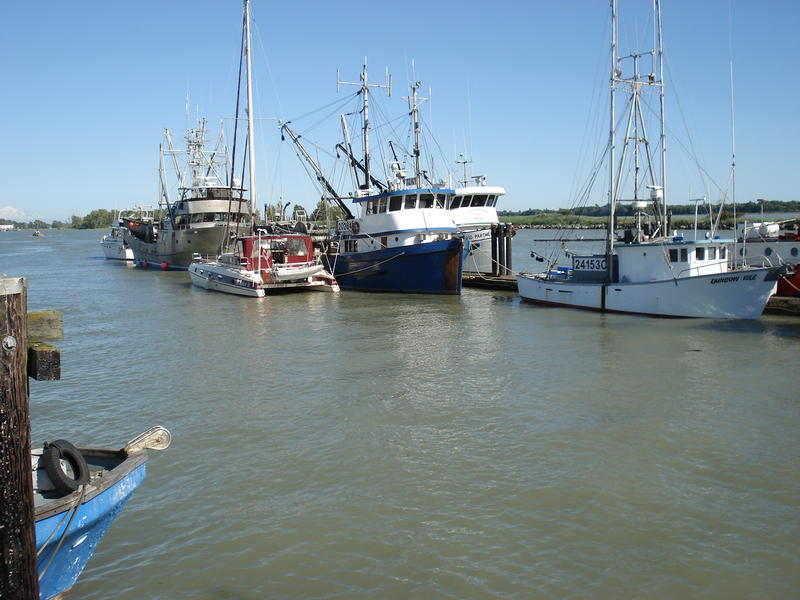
41 439 90 496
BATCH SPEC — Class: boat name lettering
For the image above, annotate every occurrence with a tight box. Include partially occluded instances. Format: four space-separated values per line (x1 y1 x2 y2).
710 276 739 284
572 256 607 271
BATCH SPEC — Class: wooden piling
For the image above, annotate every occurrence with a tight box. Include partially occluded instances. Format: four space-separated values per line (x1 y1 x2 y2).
0 276 38 600
504 224 513 276
490 224 499 277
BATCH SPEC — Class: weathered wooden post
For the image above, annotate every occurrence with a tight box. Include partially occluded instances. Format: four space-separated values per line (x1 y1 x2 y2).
0 276 38 600
491 224 499 277
497 224 507 277
504 224 513 276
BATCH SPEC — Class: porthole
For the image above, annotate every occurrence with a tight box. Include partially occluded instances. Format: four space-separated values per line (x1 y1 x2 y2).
765 247 772 256
791 247 798 257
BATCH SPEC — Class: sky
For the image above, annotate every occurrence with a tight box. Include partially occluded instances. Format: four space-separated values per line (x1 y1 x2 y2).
2 0 798 222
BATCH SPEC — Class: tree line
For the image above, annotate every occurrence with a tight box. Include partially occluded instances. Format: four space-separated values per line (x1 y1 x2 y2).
499 199 800 218
2 199 346 231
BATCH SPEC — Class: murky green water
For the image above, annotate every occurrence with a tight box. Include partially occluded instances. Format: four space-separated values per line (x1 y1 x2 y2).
3 228 799 599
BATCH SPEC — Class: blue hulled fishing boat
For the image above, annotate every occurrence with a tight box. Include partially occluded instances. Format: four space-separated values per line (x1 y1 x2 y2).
284 68 464 294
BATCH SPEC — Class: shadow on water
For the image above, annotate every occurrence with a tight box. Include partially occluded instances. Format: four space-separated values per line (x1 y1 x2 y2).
692 316 800 339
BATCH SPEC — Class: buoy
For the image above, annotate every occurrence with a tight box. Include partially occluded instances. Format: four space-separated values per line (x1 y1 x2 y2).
141 261 149 268
160 262 169 270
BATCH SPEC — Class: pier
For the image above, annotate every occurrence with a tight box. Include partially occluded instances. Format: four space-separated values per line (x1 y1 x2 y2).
1 276 63 599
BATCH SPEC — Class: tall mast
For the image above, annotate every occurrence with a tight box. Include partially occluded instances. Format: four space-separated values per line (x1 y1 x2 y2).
337 62 391 192
656 0 666 230
607 0 618 259
244 0 256 216
406 81 426 188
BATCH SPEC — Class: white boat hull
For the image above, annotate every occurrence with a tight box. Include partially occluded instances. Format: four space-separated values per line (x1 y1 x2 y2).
517 268 779 319
188 263 265 297
101 239 134 261
189 261 339 297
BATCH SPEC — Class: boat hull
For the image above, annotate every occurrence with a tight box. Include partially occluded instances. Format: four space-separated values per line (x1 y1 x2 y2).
188 262 265 297
516 267 780 319
126 225 231 270
189 262 339 297
35 452 147 600
100 239 134 261
462 227 494 273
328 238 464 294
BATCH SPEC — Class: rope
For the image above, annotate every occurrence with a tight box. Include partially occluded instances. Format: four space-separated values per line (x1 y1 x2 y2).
38 483 88 579
335 250 408 276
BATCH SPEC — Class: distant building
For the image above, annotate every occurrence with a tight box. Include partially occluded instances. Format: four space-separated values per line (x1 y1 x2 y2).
0 224 15 231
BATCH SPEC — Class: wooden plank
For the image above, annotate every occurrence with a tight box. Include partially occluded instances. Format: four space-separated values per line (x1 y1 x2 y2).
28 342 61 381
26 310 63 343
0 276 39 599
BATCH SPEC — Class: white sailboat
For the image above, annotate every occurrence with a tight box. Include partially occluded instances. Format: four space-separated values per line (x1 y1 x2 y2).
188 0 338 297
516 0 790 319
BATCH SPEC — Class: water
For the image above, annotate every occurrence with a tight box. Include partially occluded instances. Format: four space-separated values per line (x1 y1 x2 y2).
3 229 799 599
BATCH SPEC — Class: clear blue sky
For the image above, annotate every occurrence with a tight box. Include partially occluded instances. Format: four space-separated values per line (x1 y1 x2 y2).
2 0 798 222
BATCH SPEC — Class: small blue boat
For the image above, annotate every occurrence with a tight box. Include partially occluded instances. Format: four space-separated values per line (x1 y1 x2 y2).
33 427 171 600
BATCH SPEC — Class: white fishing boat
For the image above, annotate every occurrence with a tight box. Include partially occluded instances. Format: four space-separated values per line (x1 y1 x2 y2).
516 0 791 319
100 207 154 261
449 174 507 274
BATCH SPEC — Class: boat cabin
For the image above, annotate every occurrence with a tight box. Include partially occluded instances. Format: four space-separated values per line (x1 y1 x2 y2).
565 238 732 283
336 188 460 255
238 234 314 271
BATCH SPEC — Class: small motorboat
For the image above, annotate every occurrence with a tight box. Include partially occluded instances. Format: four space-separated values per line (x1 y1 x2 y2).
34 426 171 600
189 231 340 297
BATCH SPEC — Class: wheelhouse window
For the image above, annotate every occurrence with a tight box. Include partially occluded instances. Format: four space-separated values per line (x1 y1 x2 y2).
378 198 388 213
389 196 402 212
708 247 717 260
487 195 497 207
680 248 688 261
449 197 462 209
696 247 705 260
403 194 417 209
434 194 445 208
669 249 679 262
720 247 727 259
471 195 488 207
419 194 434 209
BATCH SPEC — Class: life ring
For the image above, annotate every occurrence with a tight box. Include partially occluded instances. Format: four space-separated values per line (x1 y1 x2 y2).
351 221 360 235
41 439 90 496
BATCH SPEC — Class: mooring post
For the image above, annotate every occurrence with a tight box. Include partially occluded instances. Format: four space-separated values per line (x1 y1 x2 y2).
490 224 498 277
504 224 513 276
497 224 506 277
0 276 38 600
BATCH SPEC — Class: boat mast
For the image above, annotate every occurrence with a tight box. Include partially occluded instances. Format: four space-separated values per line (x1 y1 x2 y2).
244 0 257 218
407 81 426 188
656 0 667 231
607 0 618 262
337 62 391 193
